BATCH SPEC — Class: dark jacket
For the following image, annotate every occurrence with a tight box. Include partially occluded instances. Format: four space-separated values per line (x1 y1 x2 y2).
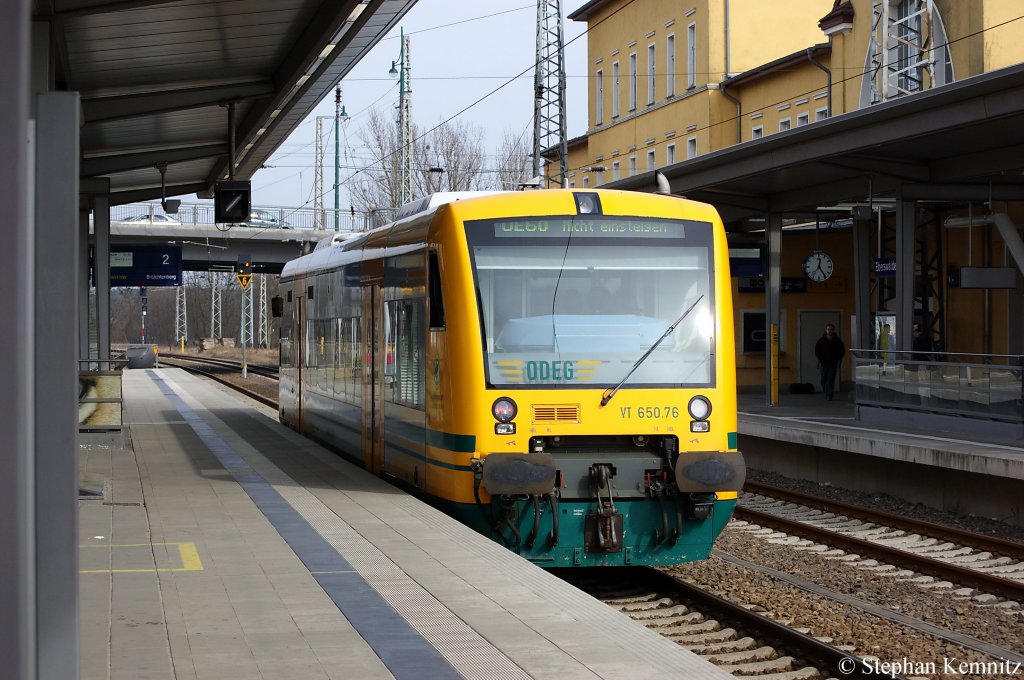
912 331 933 361
814 333 845 367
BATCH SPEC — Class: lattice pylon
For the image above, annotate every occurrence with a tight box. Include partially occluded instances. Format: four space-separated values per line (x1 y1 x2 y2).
396 30 413 207
241 284 254 347
258 273 269 348
175 284 187 344
533 0 567 187
211 272 222 340
314 117 325 230
869 0 935 104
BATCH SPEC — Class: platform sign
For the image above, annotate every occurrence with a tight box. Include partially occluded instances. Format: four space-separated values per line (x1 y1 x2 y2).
236 273 252 289
873 257 897 278
105 245 182 287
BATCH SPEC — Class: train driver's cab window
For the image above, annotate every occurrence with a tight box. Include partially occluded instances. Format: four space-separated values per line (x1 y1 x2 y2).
466 216 716 388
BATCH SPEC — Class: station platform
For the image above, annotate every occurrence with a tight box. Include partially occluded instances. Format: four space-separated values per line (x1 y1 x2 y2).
736 390 1024 525
78 368 732 680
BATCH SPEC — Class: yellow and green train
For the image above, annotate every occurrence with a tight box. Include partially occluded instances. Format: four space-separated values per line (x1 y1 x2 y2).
278 188 744 567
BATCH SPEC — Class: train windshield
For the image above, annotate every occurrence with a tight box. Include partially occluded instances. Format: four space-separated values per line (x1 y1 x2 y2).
466 215 716 388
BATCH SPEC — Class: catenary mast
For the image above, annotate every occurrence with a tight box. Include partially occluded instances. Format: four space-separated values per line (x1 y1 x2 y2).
533 0 568 187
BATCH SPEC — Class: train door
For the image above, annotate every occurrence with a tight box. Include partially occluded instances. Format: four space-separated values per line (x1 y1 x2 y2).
293 292 305 432
360 284 385 474
799 309 842 389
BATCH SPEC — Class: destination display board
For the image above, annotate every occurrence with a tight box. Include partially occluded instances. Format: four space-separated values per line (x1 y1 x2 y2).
105 245 183 287
492 219 691 238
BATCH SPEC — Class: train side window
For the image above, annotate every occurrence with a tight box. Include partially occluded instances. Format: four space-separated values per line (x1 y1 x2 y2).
428 251 445 330
386 299 425 410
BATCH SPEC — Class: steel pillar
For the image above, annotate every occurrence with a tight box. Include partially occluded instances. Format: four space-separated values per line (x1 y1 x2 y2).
34 91 81 680
765 213 782 405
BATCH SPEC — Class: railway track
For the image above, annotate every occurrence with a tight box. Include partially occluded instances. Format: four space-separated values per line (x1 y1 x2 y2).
560 566 898 679
161 352 280 380
736 482 1024 603
159 355 279 409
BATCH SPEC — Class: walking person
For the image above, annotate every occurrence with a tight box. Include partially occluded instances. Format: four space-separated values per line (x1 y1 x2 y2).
911 323 933 362
814 323 845 401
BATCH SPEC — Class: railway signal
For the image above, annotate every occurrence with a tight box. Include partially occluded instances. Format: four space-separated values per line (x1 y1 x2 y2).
236 257 252 288
236 257 253 378
214 180 251 223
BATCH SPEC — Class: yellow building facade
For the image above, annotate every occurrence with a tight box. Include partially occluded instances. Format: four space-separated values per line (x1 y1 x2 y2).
560 0 1024 389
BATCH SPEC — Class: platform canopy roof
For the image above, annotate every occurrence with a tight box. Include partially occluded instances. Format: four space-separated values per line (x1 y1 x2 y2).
607 63 1024 229
33 0 417 205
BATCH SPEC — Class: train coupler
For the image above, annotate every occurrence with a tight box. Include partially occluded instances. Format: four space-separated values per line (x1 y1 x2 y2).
686 492 715 520
646 470 682 545
586 464 622 552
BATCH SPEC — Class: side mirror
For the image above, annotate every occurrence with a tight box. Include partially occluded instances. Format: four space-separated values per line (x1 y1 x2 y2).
271 295 283 318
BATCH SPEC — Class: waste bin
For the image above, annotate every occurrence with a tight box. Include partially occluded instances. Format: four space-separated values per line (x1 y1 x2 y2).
125 344 158 369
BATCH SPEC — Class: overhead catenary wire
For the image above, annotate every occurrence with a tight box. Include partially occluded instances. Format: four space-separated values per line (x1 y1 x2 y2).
262 4 1024 214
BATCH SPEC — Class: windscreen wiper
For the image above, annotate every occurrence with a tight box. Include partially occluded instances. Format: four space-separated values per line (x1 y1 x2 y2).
599 294 704 407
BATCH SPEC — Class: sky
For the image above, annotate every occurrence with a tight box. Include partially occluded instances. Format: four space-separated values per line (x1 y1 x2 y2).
250 1 590 211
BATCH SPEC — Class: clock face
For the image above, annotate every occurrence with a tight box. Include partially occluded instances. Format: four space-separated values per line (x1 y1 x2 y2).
803 250 834 282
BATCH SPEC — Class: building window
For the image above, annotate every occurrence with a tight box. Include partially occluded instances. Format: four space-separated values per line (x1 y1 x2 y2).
797 113 809 127
779 118 791 132
629 155 637 176
596 169 605 185
595 69 604 124
583 177 590 188
647 44 656 105
611 160 621 180
612 62 620 117
666 34 676 97
687 23 696 89
686 136 697 159
647 149 656 171
666 143 676 165
815 107 829 121
629 53 637 111
751 125 763 139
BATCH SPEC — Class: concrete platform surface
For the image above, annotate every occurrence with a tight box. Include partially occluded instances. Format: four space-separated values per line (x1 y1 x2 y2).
738 390 1024 481
79 368 732 680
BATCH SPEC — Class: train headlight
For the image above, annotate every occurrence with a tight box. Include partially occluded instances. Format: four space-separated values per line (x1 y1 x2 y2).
573 192 603 215
492 397 518 423
687 395 712 421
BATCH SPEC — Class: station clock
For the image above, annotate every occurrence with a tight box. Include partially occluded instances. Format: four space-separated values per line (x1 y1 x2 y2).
802 250 834 282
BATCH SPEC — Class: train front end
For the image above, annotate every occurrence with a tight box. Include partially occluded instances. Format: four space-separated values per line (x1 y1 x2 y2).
447 190 744 567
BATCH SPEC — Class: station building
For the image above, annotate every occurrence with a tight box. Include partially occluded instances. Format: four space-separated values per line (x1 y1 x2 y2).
554 0 1024 393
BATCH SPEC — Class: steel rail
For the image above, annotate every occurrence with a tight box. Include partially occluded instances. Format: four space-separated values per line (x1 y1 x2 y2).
162 352 279 381
744 481 1024 560
632 567 909 680
159 358 278 409
561 566 906 680
734 506 1024 602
